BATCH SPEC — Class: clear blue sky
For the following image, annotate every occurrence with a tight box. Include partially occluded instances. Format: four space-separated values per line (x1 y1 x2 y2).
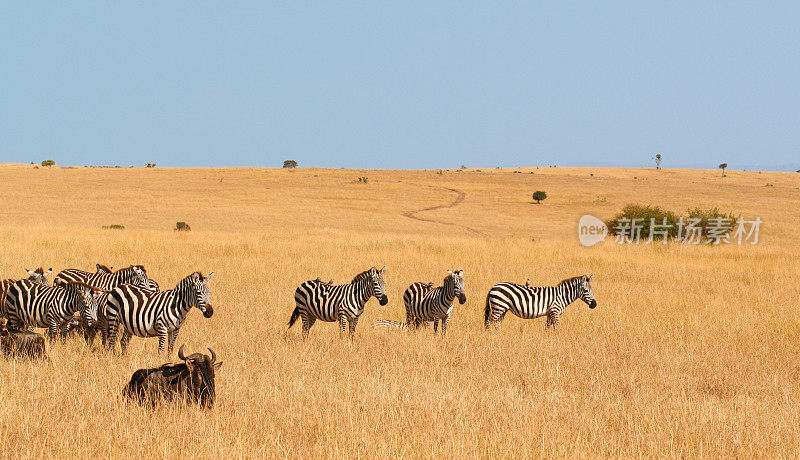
2 2 798 170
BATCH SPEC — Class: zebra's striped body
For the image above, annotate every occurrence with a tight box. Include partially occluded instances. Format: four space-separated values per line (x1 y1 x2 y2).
56 265 148 291
484 275 596 330
77 276 160 346
0 268 52 320
289 267 388 339
53 264 113 286
374 270 466 335
105 272 214 354
4 280 96 340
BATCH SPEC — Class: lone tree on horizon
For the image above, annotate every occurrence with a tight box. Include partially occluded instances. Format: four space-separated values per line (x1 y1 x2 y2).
719 163 727 177
532 191 547 204
283 160 298 169
654 154 662 170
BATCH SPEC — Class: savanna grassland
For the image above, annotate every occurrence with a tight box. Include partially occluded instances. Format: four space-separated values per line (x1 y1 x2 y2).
0 163 799 458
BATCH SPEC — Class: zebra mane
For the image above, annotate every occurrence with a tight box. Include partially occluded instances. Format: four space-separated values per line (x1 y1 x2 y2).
351 270 372 283
61 281 99 292
558 275 585 286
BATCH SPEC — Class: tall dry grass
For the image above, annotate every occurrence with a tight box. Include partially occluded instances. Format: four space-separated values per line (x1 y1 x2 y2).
0 164 798 457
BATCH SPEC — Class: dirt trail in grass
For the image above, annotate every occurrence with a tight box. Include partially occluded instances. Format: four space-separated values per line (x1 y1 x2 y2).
402 185 485 237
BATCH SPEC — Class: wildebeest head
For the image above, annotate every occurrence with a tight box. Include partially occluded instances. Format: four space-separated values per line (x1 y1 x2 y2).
187 272 215 318
178 345 222 408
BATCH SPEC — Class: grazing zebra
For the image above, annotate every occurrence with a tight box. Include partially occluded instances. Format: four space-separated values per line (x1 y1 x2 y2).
105 272 214 354
373 270 466 335
289 267 388 339
4 280 97 340
484 275 597 330
0 268 52 320
53 264 113 286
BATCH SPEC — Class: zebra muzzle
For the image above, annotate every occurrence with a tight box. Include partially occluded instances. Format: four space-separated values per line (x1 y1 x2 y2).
378 295 389 306
201 304 214 318
589 300 597 309
458 294 467 304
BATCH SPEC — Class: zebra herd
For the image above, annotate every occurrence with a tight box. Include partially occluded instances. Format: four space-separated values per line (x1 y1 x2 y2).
0 263 598 357
292 267 597 338
0 264 214 355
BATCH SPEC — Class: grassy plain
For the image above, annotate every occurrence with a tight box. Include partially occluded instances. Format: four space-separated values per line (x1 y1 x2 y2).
0 163 798 458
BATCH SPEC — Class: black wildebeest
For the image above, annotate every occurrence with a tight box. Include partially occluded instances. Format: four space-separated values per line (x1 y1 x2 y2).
0 318 48 360
122 345 221 408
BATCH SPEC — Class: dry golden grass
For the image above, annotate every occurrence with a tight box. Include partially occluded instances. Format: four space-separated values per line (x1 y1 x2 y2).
0 163 799 457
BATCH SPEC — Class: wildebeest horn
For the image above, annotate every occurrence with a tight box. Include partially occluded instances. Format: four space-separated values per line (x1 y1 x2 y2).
208 348 216 365
178 344 187 360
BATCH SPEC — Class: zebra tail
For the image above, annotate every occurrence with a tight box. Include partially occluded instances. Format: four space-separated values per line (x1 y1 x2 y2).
288 307 301 328
484 294 491 327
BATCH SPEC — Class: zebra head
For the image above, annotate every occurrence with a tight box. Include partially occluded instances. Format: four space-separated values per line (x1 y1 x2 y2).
579 274 597 309
96 264 113 273
447 270 467 304
187 272 215 318
369 266 388 306
26 267 52 286
68 282 98 319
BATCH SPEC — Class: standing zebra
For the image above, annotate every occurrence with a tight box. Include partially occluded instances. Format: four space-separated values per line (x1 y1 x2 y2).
289 267 388 339
4 280 97 340
105 272 214 354
1 268 52 320
55 265 149 291
53 264 113 285
373 270 466 336
74 275 160 346
485 275 596 330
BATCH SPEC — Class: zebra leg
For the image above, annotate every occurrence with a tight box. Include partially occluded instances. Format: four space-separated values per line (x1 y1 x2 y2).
440 316 449 336
120 330 133 354
348 316 359 340
546 312 560 330
433 320 439 333
338 315 349 339
166 330 178 355
46 316 59 341
301 314 315 340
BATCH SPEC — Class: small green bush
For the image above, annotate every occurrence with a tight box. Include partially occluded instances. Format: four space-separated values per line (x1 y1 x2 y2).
357 177 369 183
102 224 125 230
175 222 191 231
532 191 547 204
686 207 737 238
41 160 55 167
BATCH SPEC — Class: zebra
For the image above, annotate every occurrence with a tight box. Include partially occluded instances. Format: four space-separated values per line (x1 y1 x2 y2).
105 272 214 354
4 280 97 340
484 275 597 330
373 270 466 335
55 264 149 291
72 275 160 346
53 264 113 286
289 266 388 339
1 268 52 320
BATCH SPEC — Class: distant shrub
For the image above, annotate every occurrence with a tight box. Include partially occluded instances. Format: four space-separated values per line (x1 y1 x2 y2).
357 177 369 183
606 204 680 240
686 207 737 239
41 160 55 167
145 163 156 168
531 191 547 204
175 222 191 231
461 164 467 169
102 224 125 230
283 160 298 169
437 170 444 175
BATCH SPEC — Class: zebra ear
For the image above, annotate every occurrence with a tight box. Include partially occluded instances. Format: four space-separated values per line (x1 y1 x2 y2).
587 274 594 282
204 272 215 282
458 270 463 276
380 266 386 275
26 269 35 277
447 270 453 276
45 268 53 278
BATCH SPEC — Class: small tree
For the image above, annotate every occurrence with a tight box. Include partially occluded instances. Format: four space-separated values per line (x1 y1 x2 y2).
719 163 727 177
283 160 298 169
532 191 547 204
460 164 467 169
41 160 55 167
654 154 662 170
145 163 156 168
